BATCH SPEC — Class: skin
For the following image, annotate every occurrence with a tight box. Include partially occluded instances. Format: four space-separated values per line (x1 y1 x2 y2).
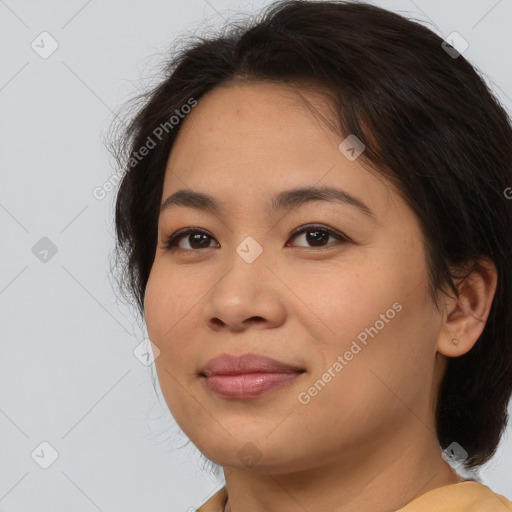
143 81 497 512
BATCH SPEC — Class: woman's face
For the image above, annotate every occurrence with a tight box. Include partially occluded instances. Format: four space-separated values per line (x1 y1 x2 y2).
144 81 448 473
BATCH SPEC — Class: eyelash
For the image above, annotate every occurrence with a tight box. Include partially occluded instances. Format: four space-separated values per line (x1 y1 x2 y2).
161 224 351 252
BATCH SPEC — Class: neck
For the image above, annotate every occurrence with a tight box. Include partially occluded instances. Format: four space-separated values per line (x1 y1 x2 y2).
222 429 463 512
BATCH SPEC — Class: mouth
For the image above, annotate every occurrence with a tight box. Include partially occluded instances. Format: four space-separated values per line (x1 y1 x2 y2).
199 353 306 399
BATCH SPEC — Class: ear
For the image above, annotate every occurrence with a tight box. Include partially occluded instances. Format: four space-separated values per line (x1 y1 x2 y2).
437 258 498 357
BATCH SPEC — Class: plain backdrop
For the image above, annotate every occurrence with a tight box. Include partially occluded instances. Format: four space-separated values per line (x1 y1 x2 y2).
1 0 511 510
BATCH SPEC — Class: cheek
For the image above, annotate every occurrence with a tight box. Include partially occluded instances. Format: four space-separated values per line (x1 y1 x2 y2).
291 255 434 397
144 267 201 417
143 269 168 342
286 259 401 347
144 264 213 391
144 265 196 344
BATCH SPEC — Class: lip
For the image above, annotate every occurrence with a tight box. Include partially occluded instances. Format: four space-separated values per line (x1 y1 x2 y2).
200 353 305 399
200 353 304 376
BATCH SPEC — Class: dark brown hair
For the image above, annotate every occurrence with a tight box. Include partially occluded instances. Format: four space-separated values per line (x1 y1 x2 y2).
110 0 512 469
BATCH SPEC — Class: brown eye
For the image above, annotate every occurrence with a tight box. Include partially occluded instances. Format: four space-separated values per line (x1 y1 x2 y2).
162 229 219 251
161 224 350 252
287 224 350 248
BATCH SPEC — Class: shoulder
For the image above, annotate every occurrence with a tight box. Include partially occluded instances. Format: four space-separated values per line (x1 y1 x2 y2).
196 485 228 512
194 482 512 511
397 481 512 512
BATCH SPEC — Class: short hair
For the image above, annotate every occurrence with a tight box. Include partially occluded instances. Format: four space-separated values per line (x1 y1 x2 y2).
110 0 512 469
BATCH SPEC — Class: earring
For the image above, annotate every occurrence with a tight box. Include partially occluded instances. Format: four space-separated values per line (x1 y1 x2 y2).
452 338 459 346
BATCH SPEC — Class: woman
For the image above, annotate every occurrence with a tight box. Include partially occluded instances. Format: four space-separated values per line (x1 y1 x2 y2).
110 1 512 510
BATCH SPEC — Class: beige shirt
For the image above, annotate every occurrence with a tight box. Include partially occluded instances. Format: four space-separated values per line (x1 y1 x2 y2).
196 481 512 512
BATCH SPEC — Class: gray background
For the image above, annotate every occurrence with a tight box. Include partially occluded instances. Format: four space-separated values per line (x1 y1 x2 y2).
1 0 511 510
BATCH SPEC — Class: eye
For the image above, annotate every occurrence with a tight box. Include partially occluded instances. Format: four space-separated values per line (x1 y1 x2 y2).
286 224 350 248
161 228 219 252
161 224 350 252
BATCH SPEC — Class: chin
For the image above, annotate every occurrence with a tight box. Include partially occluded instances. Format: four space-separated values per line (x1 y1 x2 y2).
196 435 311 474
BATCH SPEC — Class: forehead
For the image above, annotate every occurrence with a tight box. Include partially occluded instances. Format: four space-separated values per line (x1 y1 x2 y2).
167 81 339 167
162 81 395 216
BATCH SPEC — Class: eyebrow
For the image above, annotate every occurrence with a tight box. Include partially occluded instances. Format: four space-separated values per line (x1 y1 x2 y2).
160 186 375 219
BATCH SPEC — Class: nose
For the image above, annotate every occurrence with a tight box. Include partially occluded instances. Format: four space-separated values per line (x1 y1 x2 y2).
202 262 287 332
